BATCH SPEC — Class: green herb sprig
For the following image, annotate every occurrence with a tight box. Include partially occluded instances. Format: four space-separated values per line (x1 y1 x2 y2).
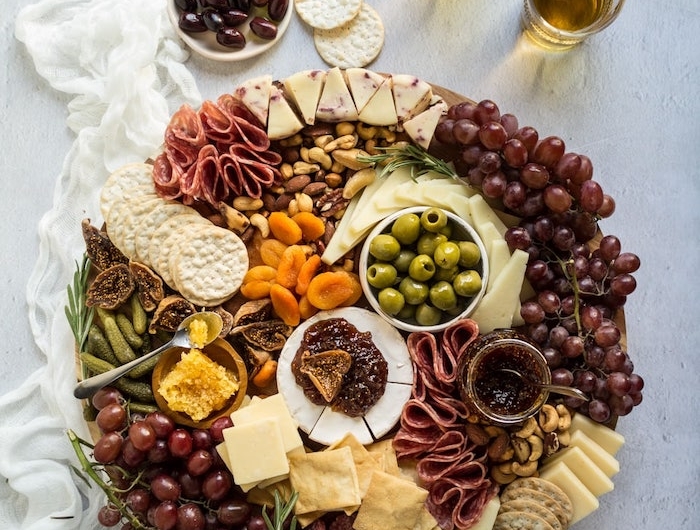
65 253 94 352
263 490 299 530
357 144 458 181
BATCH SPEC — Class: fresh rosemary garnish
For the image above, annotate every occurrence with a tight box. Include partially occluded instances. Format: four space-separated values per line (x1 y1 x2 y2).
65 253 94 352
357 143 458 181
263 490 299 530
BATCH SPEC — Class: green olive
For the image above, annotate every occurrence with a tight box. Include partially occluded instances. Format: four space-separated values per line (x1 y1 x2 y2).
396 303 416 321
391 213 421 245
399 277 429 305
416 232 447 256
369 234 401 261
453 270 483 297
429 281 458 311
458 241 481 268
377 287 405 316
366 263 398 289
414 303 442 326
408 254 436 282
434 241 461 269
392 249 417 273
420 208 449 233
433 265 459 282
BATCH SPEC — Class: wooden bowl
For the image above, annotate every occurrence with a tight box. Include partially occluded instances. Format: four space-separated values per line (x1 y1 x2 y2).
152 338 248 429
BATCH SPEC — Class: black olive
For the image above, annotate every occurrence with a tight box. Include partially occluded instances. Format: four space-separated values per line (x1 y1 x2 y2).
202 8 225 31
178 11 207 32
216 27 246 48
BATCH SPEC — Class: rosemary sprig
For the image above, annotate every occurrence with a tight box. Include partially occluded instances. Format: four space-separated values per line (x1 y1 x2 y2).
262 490 299 530
357 144 458 181
65 253 94 352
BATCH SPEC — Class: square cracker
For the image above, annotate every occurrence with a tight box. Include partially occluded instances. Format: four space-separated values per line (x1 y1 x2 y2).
326 433 383 497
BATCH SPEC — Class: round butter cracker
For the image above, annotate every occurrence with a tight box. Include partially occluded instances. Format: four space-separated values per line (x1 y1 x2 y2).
493 511 555 530
295 0 363 30
169 225 249 307
499 488 570 529
313 3 384 68
134 201 197 266
152 221 211 289
499 499 563 530
148 213 210 277
100 163 156 222
503 477 574 524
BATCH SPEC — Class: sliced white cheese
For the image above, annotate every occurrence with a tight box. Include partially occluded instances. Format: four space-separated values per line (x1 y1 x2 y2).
320 191 362 265
310 406 374 446
487 238 511 291
234 74 272 127
570 413 625 456
475 221 506 268
538 461 600 525
362 382 413 441
316 67 358 122
345 68 386 114
468 194 508 237
539 446 614 497
358 77 397 126
565 430 620 478
402 103 444 149
443 193 474 225
267 85 304 140
392 74 432 122
470 249 528 333
470 497 500 530
283 69 326 125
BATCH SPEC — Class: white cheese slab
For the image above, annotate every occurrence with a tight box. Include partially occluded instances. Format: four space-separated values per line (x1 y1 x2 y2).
345 68 385 114
283 69 326 125
316 67 358 122
267 85 304 140
234 74 272 127
363 382 412 440
539 461 600 525
539 446 614 497
358 77 397 126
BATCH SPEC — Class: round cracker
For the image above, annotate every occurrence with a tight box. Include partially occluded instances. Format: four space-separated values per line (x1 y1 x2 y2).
493 511 555 530
499 488 570 529
295 0 362 30
152 221 211 289
503 477 574 523
313 3 384 68
169 225 249 307
100 163 156 222
133 202 197 266
148 213 210 275
499 499 563 530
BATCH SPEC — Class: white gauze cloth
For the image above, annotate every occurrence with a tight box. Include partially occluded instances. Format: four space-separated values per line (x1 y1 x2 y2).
1 0 201 528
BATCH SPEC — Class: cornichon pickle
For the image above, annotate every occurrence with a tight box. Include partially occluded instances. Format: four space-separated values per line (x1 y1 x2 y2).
97 307 137 364
127 352 162 380
114 378 155 403
127 402 158 415
80 351 116 375
86 324 119 365
116 312 144 350
130 294 148 335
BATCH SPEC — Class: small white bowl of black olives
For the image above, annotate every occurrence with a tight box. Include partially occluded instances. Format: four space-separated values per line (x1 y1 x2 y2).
359 207 490 333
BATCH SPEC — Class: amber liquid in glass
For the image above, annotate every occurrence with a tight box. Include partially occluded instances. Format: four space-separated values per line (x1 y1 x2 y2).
533 0 606 31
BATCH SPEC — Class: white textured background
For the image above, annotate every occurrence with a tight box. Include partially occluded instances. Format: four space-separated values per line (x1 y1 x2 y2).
2 0 699 528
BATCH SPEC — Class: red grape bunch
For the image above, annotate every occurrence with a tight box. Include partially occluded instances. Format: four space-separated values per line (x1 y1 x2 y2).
434 99 644 424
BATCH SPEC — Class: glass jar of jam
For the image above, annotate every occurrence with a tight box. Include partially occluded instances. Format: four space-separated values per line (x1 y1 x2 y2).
457 329 551 426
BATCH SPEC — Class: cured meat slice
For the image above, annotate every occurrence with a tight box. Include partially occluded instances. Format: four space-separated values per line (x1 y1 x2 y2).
426 479 496 530
441 318 480 381
199 99 237 144
163 104 207 168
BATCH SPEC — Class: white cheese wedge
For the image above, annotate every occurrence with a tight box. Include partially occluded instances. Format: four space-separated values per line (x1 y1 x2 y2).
320 191 362 265
487 238 511 291
470 249 528 333
392 74 432 121
475 221 506 268
539 446 614 497
469 194 508 236
222 418 289 489
358 77 397 126
267 85 304 140
570 413 625 456
443 193 474 225
565 430 620 477
402 103 445 149
538 461 600 525
470 497 500 530
310 406 374 446
282 69 326 125
362 382 413 441
345 68 386 114
234 74 272 127
230 393 303 455
316 67 359 122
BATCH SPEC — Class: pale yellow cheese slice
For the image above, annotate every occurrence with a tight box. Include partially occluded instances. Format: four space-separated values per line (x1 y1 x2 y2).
392 74 432 121
538 461 600 525
234 74 272 127
316 67 358 122
403 103 444 150
470 497 501 530
539 446 614 497
570 412 626 456
345 67 385 113
469 194 508 236
267 85 304 140
487 238 511 291
358 77 397 126
565 429 620 477
283 69 326 125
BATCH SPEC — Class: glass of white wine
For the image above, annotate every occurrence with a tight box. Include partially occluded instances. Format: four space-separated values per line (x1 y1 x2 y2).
522 0 626 50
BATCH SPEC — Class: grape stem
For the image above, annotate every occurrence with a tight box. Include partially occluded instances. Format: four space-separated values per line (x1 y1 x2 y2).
561 257 583 334
66 429 147 529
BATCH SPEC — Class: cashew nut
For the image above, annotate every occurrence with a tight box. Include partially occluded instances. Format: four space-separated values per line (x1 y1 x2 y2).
514 416 538 438
295 192 314 213
356 122 379 140
292 161 321 175
511 460 539 477
334 122 356 137
218 202 250 234
307 146 333 171
342 167 376 199
249 213 269 238
527 435 544 462
279 133 303 147
490 465 517 485
539 404 560 433
324 134 359 153
280 163 294 180
313 134 334 149
557 429 571 447
556 404 572 431
511 436 532 464
232 196 264 211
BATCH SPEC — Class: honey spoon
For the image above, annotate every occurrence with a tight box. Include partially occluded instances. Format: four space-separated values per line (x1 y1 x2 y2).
73 311 223 400
496 368 590 401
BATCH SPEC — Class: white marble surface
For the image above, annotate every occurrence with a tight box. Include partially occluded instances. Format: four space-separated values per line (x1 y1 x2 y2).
2 0 699 528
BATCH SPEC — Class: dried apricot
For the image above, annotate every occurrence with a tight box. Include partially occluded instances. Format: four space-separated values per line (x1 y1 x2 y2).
337 271 363 306
259 238 289 268
252 359 278 388
269 211 303 245
270 284 301 326
276 245 308 290
298 294 320 320
295 254 323 296
306 271 355 310
240 280 274 300
292 211 326 241
243 265 278 283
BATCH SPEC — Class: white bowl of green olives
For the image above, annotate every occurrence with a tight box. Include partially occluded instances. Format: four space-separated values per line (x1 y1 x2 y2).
359 207 489 333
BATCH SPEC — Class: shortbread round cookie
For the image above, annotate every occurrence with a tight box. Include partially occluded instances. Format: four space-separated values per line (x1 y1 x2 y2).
133 201 196 266
152 220 211 288
169 225 249 307
313 3 384 68
503 477 573 524
100 163 156 222
499 499 563 530
499 488 570 529
493 511 555 530
295 0 362 30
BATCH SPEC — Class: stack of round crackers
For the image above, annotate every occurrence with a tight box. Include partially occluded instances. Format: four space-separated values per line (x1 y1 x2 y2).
494 478 574 530
100 163 249 308
294 0 384 68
